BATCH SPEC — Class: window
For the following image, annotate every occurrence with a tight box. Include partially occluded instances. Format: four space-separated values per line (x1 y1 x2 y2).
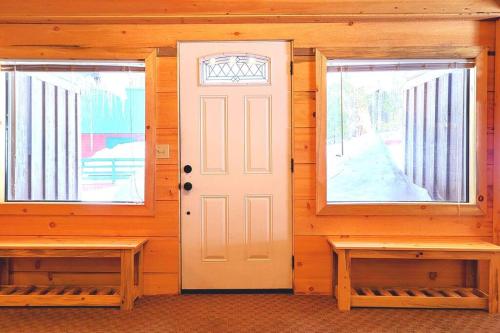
0 60 146 203
199 54 270 85
326 59 475 204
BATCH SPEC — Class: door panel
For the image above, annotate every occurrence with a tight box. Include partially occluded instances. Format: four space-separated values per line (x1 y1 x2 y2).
200 96 228 174
244 96 272 173
201 195 229 261
245 194 273 260
180 41 291 289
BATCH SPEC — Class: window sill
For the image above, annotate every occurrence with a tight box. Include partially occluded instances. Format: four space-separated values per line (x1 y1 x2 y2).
0 202 155 216
316 202 487 216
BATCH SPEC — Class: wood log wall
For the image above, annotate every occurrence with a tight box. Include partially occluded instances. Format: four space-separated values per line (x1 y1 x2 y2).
0 19 496 295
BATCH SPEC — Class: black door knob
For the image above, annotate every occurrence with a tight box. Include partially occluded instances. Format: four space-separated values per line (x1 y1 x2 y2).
184 165 192 173
183 182 193 191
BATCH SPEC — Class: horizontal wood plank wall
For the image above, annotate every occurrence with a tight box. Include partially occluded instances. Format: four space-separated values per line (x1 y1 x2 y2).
0 1 498 22
0 20 495 295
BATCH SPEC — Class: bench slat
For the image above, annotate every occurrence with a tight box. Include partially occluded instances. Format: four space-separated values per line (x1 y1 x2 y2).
328 238 500 252
0 237 147 251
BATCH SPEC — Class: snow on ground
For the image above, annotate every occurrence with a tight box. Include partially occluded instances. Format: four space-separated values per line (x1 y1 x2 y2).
91 141 145 159
327 132 431 202
81 141 145 203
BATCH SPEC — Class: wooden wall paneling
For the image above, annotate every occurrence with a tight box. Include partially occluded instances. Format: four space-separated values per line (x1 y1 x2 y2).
293 92 316 128
351 259 466 288
157 57 177 93
155 146 179 199
318 46 485 59
293 163 315 200
294 199 493 237
0 204 178 238
155 200 180 237
294 236 332 294
0 47 155 60
0 21 491 50
0 1 498 23
156 92 178 129
293 128 315 164
142 237 179 273
293 56 315 92
143 273 178 295
156 129 178 165
12 257 120 273
11 271 120 286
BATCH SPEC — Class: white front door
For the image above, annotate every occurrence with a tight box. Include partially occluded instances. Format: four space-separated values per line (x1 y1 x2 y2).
180 41 292 289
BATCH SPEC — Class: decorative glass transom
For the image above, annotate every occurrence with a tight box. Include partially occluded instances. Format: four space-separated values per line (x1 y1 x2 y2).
200 54 270 85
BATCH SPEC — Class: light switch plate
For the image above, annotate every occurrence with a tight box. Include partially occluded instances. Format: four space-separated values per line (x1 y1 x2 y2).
156 144 170 159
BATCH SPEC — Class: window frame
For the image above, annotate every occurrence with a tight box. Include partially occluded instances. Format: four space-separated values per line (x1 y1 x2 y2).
315 47 488 216
0 49 157 216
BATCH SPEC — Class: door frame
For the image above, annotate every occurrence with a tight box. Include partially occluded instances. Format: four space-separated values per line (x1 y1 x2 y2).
177 40 294 291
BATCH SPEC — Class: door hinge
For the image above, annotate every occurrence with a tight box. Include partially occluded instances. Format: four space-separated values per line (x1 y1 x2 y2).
291 158 295 173
290 61 294 75
292 255 295 270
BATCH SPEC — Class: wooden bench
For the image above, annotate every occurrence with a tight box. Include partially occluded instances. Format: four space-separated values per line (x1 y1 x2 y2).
328 238 500 313
0 237 147 310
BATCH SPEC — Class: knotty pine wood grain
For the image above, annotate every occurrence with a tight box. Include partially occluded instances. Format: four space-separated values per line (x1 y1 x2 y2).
293 164 315 199
157 57 177 93
0 21 494 49
0 202 178 237
293 56 316 92
1 0 498 22
293 200 493 237
156 92 178 129
155 165 179 201
293 92 316 128
293 128 315 163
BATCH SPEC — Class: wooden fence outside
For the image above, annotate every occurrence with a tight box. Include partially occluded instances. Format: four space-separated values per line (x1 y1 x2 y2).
5 71 80 201
403 69 470 202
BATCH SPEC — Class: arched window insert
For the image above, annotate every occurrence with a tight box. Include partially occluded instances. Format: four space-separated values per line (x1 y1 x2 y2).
199 54 270 85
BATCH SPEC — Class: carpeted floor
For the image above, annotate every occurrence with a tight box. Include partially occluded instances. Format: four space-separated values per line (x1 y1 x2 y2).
1 294 500 333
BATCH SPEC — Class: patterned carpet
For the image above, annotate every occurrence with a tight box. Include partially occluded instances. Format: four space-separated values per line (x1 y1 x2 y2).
1 294 500 333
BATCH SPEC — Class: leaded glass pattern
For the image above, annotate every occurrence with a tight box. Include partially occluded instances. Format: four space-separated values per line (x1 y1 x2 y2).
200 54 270 85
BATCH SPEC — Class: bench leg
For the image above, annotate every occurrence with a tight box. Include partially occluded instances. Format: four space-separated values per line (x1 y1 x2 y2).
489 254 500 313
120 249 135 310
137 246 144 298
336 249 351 311
332 251 338 300
0 259 10 285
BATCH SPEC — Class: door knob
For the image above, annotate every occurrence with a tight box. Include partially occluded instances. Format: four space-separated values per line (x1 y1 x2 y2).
184 165 192 173
183 182 193 191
